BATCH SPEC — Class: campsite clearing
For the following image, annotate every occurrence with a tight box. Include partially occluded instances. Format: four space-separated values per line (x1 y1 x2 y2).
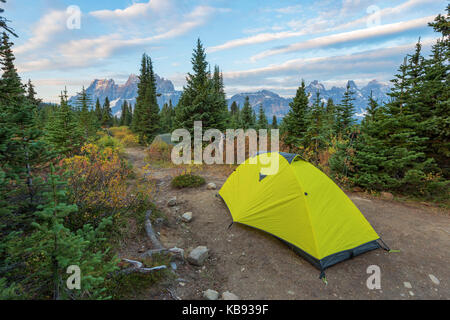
123 147 450 300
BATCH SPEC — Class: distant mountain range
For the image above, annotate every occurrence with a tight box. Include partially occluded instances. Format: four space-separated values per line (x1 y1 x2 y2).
69 74 182 116
69 75 391 119
228 80 391 119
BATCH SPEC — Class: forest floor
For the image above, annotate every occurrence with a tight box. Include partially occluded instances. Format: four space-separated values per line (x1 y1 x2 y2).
121 146 450 300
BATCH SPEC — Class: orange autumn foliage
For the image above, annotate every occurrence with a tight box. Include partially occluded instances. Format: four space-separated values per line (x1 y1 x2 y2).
63 143 153 226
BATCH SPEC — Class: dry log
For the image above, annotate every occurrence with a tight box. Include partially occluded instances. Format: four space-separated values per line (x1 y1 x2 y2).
145 210 164 250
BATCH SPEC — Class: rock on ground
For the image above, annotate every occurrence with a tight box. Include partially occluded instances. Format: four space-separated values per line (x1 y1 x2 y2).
187 246 209 266
222 291 239 300
203 289 219 300
381 192 394 200
169 247 185 259
181 212 193 222
429 274 440 285
168 197 177 207
207 182 217 190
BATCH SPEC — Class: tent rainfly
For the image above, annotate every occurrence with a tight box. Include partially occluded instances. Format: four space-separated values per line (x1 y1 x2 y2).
218 152 389 279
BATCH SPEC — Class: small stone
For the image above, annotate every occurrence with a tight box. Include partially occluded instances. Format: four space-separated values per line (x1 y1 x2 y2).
179 282 185 287
222 291 239 300
409 291 414 296
168 197 177 207
181 212 193 222
429 274 440 285
187 246 209 266
381 192 394 200
287 290 295 295
203 289 219 300
403 282 412 289
207 182 217 190
169 247 185 258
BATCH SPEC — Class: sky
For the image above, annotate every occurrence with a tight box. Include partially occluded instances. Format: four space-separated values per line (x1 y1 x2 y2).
2 0 447 102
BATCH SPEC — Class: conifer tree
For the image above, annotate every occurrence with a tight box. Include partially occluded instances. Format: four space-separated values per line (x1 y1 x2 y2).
131 54 148 133
94 98 103 124
304 91 327 155
0 32 24 106
160 100 175 133
281 80 309 150
175 39 227 134
325 98 336 133
3 165 118 299
76 86 95 137
120 100 128 126
272 115 278 129
101 97 113 127
256 104 268 130
139 56 160 143
229 101 240 129
240 96 254 129
126 102 133 126
131 54 160 143
336 82 355 136
45 89 83 155
365 91 379 122
26 79 40 106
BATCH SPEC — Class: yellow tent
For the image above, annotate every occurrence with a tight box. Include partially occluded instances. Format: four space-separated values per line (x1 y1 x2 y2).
219 152 386 277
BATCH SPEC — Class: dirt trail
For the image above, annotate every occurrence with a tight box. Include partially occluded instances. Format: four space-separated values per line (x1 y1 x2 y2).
125 147 450 300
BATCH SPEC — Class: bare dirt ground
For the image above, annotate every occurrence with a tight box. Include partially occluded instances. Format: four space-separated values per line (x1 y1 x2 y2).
123 147 450 300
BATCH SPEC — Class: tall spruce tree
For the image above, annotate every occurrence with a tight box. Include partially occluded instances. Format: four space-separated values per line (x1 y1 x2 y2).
76 86 95 138
256 104 268 130
159 100 175 133
281 80 309 150
132 54 160 143
45 89 83 155
0 32 23 106
272 115 278 129
101 97 113 127
229 101 240 129
304 91 328 156
139 56 160 143
120 100 128 126
240 96 254 129
175 39 227 134
131 54 148 133
336 82 355 136
94 98 102 124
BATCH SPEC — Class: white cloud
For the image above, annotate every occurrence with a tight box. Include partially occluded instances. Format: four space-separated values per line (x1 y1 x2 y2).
208 0 440 53
17 5 228 72
90 0 173 20
250 16 434 61
224 38 436 80
14 9 67 55
208 30 308 53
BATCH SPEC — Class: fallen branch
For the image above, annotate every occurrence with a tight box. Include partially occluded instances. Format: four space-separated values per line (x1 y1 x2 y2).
119 258 167 275
167 288 181 300
145 209 164 250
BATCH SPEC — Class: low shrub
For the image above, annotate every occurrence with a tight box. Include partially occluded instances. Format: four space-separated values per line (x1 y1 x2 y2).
96 135 124 153
147 140 173 162
171 174 205 189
